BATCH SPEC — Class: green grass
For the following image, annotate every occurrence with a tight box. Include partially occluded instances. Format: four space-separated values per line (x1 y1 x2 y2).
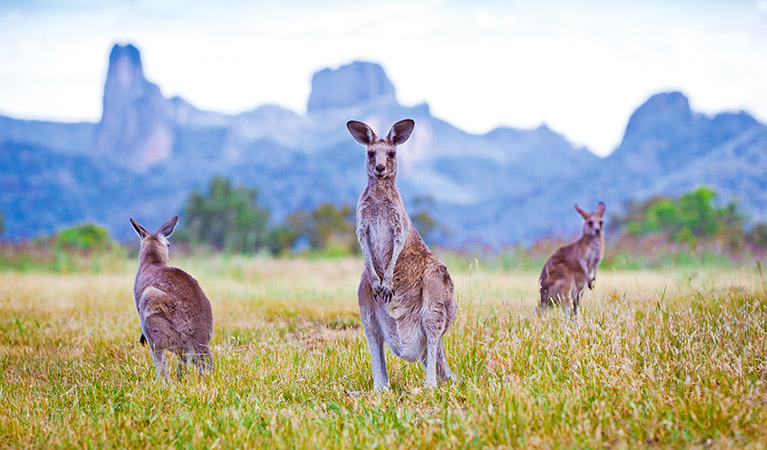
1 256 766 448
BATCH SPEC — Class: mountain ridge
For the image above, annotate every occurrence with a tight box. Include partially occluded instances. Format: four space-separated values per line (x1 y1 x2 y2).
1 43 764 245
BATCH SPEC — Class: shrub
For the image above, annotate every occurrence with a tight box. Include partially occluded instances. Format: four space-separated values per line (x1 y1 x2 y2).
615 187 744 249
53 224 111 252
180 177 270 253
0 224 127 273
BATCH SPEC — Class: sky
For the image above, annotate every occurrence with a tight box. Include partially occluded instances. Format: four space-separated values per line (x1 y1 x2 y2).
0 0 766 156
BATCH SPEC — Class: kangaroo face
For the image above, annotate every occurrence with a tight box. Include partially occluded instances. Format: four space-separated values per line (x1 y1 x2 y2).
366 141 398 180
347 119 415 181
575 202 606 237
583 215 603 237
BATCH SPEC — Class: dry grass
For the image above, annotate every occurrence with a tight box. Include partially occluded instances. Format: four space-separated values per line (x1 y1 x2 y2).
1 255 766 448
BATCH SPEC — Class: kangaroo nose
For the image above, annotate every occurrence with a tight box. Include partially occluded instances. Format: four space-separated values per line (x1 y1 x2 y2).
375 164 385 173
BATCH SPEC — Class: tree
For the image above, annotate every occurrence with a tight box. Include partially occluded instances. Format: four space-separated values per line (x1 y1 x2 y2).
181 177 269 252
410 196 442 245
616 187 744 247
747 224 767 248
306 203 356 253
267 203 357 255
265 210 305 255
54 224 112 252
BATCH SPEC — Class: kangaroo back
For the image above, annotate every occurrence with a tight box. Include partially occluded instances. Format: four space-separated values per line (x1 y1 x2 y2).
130 216 214 378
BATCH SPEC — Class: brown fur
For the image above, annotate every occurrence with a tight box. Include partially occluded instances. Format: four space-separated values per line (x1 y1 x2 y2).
348 119 459 391
130 216 214 379
538 202 606 317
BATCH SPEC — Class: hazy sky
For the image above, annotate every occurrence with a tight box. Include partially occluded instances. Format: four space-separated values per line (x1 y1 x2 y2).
1 0 766 155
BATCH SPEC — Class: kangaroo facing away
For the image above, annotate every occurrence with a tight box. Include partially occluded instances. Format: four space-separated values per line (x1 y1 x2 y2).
347 119 459 391
130 216 214 378
538 202 606 317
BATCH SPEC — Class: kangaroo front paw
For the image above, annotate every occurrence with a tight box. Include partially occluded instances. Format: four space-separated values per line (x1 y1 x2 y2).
588 278 596 290
373 278 394 302
370 275 383 299
379 278 394 302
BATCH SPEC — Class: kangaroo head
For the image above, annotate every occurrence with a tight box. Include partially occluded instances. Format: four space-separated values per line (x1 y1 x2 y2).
130 216 178 265
347 119 415 181
575 202 606 237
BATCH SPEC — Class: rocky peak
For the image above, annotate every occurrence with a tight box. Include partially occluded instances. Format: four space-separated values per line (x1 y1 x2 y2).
622 91 694 143
307 61 396 112
94 44 173 170
105 44 144 92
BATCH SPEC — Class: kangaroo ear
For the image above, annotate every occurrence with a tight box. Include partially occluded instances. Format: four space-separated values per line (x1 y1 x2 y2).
386 119 415 146
157 216 179 238
347 121 377 145
130 218 150 239
595 202 606 217
574 204 590 220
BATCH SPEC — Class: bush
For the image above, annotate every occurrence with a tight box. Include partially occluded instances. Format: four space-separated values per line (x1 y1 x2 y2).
410 195 449 245
179 177 270 253
0 224 127 273
747 224 767 249
53 224 111 252
271 203 357 256
615 187 745 249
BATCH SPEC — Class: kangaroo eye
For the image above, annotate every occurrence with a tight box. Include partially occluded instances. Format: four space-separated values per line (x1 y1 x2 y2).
388 152 395 158
367 151 374 158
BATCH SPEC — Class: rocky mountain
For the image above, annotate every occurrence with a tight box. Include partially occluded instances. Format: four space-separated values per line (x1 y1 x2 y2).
308 61 396 112
1 43 765 245
94 44 174 170
579 92 766 222
609 91 763 179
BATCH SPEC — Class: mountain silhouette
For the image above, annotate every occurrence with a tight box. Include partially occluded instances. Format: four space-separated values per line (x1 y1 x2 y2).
1 43 764 245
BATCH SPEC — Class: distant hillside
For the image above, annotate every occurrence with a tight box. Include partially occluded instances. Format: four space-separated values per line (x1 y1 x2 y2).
1 43 765 245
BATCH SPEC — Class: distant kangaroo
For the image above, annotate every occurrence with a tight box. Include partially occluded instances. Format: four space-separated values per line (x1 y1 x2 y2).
538 202 606 317
130 216 214 378
347 119 459 391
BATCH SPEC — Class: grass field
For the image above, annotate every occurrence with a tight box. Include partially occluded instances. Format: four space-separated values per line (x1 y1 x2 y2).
1 255 766 448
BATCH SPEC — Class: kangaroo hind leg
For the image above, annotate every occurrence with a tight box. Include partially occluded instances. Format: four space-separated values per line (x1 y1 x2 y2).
151 347 169 380
359 274 389 392
421 272 453 388
190 344 214 375
176 350 188 379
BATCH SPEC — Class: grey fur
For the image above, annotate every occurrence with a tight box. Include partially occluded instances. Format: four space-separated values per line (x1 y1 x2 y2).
538 202 606 317
130 216 214 379
348 119 459 391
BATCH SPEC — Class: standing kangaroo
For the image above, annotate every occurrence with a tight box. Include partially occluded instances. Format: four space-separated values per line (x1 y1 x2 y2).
538 202 606 317
130 216 214 378
347 119 459 391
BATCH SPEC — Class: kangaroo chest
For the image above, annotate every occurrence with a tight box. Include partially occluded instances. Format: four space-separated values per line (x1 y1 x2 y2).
584 240 604 271
369 214 395 267
362 193 405 274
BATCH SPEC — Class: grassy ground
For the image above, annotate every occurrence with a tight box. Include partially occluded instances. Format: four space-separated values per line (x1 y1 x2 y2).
1 255 766 449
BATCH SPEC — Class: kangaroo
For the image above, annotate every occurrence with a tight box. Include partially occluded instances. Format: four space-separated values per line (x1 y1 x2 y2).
130 216 214 379
538 202 606 317
347 119 459 392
